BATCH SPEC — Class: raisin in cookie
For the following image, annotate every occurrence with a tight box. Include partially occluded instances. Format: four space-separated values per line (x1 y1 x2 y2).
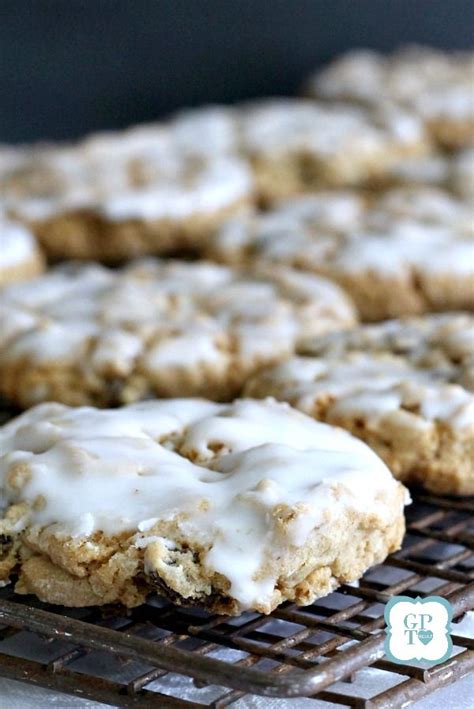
0 217 44 286
306 46 474 149
245 314 474 495
0 258 356 408
207 189 474 321
0 398 407 613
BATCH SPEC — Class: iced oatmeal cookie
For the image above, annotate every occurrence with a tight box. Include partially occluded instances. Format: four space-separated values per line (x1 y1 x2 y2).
237 98 427 201
0 258 356 408
245 314 474 495
0 109 252 262
300 313 474 391
0 398 407 613
207 190 474 320
306 46 474 149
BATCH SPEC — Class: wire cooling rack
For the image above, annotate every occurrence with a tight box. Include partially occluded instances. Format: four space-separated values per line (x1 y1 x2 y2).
0 403 472 707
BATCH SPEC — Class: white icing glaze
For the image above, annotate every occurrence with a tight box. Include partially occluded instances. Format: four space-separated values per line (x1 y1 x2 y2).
415 83 474 120
211 190 474 280
387 153 451 187
239 98 424 157
1 219 39 269
300 313 474 402
82 123 170 164
0 107 252 223
0 95 426 226
300 313 474 370
0 259 355 372
4 156 252 223
0 398 402 610
144 327 227 370
309 50 386 104
249 350 474 431
308 46 474 123
99 158 252 221
261 192 365 233
368 186 473 233
169 106 238 157
331 223 474 277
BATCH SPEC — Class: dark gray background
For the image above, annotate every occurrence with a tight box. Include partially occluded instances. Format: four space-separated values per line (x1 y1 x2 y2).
1 0 473 143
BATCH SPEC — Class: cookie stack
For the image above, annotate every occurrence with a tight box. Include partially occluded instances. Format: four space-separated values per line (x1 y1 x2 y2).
0 46 472 616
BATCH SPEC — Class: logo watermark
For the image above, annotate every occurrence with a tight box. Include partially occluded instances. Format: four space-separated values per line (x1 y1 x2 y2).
385 596 452 665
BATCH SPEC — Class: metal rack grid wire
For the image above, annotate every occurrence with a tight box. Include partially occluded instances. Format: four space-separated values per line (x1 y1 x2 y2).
0 404 472 707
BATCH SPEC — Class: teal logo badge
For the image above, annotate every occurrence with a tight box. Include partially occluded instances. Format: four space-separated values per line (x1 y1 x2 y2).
385 596 452 665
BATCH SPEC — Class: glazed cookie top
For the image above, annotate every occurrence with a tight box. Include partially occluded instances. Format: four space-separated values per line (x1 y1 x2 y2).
0 104 252 224
81 105 239 162
213 191 367 265
0 398 403 609
92 157 252 223
209 190 474 278
245 314 474 434
0 258 356 373
238 98 425 157
245 352 474 433
167 105 239 157
0 136 253 223
385 149 474 200
386 153 452 187
307 46 474 117
300 313 474 392
367 186 474 233
0 97 427 223
300 313 473 367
